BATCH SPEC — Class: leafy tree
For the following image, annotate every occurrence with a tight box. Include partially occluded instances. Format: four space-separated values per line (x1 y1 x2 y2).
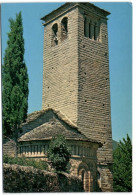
47 134 71 172
113 134 132 192
2 12 29 141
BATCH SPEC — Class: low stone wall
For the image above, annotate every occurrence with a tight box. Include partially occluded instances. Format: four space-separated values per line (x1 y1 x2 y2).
3 163 84 192
3 137 16 157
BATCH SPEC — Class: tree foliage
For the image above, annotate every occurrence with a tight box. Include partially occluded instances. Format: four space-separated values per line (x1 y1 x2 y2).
47 134 71 172
113 134 132 192
2 12 29 139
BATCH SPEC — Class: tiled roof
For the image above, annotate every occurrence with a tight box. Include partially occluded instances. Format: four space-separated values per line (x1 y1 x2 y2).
19 121 91 142
19 108 102 146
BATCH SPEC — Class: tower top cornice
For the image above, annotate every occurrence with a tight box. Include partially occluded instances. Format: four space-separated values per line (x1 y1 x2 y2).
41 2 110 26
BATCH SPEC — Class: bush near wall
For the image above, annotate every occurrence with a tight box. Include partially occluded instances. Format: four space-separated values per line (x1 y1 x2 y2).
3 155 48 170
3 163 84 192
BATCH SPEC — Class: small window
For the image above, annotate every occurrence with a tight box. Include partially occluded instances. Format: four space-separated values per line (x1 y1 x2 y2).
36 145 38 153
94 23 97 40
89 22 91 39
84 18 87 37
33 145 35 154
26 146 29 154
30 145 32 154
20 147 22 154
71 146 74 155
40 145 42 153
61 17 68 41
52 23 58 46
74 145 76 155
25 146 26 154
43 145 45 154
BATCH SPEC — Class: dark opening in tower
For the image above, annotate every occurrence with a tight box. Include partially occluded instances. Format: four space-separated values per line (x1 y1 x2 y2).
61 17 68 41
52 23 58 46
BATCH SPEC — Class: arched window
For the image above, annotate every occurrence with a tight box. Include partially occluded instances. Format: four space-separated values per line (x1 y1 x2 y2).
52 23 58 46
84 18 87 37
94 22 97 40
89 22 91 38
83 16 100 42
89 21 92 39
61 17 68 41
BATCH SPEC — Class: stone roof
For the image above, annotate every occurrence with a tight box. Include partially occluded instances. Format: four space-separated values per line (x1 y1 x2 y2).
22 108 77 129
18 121 91 142
41 2 110 24
19 108 102 146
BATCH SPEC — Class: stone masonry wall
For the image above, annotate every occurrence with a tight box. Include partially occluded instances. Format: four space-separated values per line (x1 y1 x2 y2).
70 157 98 192
77 6 113 191
77 6 112 163
98 165 113 192
42 7 79 125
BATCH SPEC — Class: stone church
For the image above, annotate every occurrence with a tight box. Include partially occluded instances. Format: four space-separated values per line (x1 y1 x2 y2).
3 2 113 192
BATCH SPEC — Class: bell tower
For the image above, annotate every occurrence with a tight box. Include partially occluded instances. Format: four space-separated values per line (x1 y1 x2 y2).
41 3 79 125
41 3 113 191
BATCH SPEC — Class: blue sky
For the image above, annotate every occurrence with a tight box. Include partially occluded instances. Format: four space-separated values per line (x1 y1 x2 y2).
1 2 132 142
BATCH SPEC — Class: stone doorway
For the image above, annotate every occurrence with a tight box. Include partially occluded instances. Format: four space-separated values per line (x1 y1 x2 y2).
78 163 93 192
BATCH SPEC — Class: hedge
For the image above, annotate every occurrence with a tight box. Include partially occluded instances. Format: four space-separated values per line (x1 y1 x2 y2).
3 163 84 192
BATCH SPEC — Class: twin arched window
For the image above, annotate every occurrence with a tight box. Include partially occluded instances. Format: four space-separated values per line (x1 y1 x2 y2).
52 17 68 46
84 17 100 41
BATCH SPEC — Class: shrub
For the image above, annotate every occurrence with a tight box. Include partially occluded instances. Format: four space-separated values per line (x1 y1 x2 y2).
47 134 71 172
3 155 48 170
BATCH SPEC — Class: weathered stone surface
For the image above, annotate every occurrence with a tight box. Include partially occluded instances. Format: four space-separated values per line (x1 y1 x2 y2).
18 109 101 146
22 108 77 128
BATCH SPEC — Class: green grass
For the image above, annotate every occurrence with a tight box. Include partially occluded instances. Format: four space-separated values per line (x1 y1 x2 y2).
3 155 48 170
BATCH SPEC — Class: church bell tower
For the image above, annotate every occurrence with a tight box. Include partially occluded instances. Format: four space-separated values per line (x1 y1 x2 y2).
41 3 113 191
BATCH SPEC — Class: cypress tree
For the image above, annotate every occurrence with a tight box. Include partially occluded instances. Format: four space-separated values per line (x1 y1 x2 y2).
2 12 29 141
113 134 132 192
